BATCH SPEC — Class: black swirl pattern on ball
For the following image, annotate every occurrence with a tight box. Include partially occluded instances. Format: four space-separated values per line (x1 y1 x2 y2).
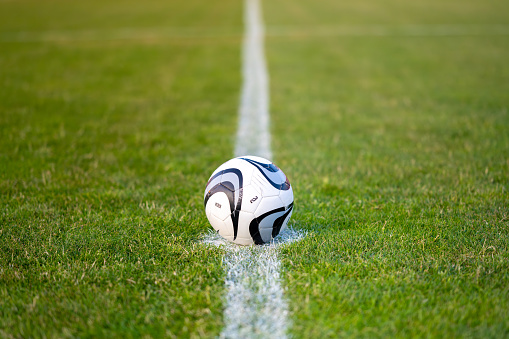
249 202 294 244
204 168 243 240
240 158 291 190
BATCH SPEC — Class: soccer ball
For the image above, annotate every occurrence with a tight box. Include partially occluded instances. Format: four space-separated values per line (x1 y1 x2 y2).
204 156 294 245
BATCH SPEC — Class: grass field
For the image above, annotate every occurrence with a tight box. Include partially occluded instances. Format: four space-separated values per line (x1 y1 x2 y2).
0 1 242 337
1 0 509 338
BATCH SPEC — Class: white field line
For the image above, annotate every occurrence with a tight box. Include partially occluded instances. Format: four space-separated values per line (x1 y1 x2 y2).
203 0 304 338
203 228 305 339
234 0 271 160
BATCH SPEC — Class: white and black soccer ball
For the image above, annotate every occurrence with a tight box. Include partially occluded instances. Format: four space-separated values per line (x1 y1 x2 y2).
204 156 294 245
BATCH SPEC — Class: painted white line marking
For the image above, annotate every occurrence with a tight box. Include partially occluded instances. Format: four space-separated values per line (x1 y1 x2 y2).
235 0 271 161
203 228 305 339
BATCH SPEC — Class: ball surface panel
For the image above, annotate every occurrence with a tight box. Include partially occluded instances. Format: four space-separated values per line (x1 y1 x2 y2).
207 212 230 237
240 184 262 214
206 192 232 222
250 172 280 198
279 185 294 207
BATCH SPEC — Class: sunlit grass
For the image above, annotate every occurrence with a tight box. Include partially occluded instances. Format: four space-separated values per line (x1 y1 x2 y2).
267 0 509 337
0 0 242 337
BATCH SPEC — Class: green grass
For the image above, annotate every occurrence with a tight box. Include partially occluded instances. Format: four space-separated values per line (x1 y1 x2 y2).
0 0 242 337
1 0 509 338
266 0 509 337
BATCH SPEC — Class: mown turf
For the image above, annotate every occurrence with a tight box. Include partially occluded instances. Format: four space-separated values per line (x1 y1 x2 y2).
0 0 242 337
2 0 509 338
266 0 509 337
